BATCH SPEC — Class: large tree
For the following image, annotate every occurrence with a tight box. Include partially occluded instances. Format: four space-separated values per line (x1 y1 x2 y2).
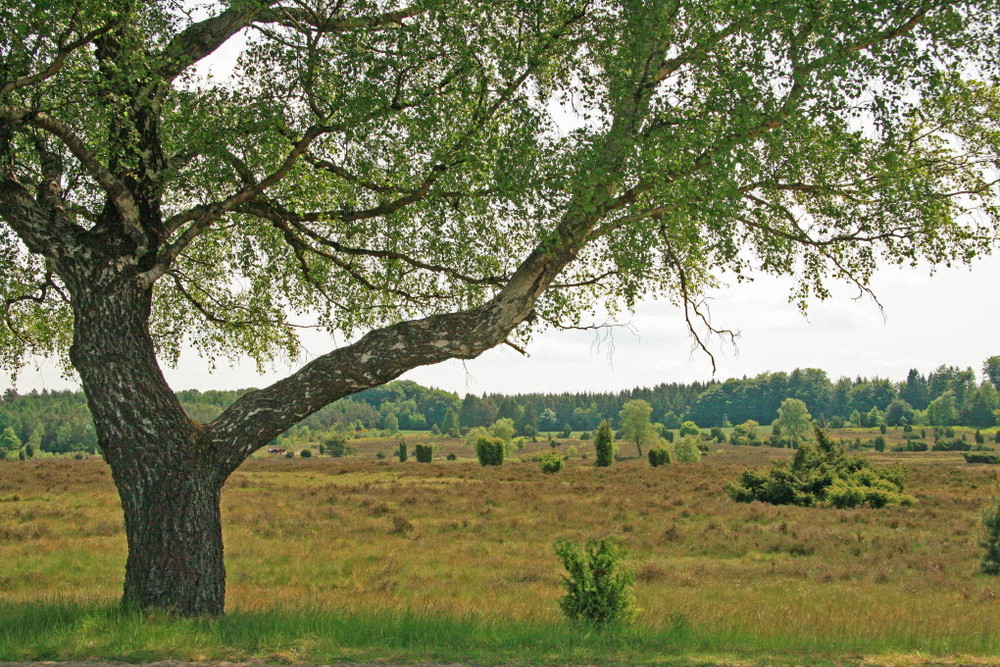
2 0 999 615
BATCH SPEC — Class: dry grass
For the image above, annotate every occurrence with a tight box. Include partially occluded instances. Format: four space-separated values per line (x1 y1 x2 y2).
2 440 1000 659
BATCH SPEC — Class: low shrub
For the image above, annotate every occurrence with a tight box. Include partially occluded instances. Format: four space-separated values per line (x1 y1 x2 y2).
647 446 670 467
414 444 433 463
539 451 564 474
299 449 311 458
727 427 915 508
554 537 636 626
476 436 505 466
965 452 1000 464
673 435 702 463
935 438 971 452
894 439 929 452
446 452 457 461
324 435 355 458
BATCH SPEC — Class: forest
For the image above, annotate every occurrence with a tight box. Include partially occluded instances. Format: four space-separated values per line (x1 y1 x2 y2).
3 357 999 458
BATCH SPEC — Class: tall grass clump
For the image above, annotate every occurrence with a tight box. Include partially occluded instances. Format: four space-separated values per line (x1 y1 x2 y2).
553 537 636 627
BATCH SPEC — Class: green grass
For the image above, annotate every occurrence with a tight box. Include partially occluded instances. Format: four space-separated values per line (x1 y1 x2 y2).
2 600 997 666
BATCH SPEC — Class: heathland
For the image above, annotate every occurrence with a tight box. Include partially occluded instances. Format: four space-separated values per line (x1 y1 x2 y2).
2 429 1000 665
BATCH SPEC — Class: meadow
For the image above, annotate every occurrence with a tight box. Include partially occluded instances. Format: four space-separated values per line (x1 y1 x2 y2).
2 432 999 665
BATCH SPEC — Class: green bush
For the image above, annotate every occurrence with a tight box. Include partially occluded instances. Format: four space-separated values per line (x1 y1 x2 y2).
299 449 311 458
539 451 564 474
594 420 616 467
324 435 354 458
446 452 457 460
414 444 433 463
894 439 929 452
709 427 726 443
727 427 915 508
673 435 702 463
553 537 636 626
981 482 1000 575
647 445 671 467
397 442 408 462
965 452 1000 464
729 420 760 447
679 420 699 436
476 436 505 466
285 451 294 459
935 438 971 452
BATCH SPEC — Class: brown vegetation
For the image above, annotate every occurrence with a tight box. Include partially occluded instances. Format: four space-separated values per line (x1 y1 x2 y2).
2 441 999 646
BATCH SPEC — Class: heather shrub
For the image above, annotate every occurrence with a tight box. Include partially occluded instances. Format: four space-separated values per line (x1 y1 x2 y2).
554 537 636 627
476 436 505 466
727 427 915 508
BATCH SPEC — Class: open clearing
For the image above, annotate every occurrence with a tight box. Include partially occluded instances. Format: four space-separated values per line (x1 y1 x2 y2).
2 435 999 665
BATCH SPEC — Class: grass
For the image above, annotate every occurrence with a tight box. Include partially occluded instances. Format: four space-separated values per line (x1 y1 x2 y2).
2 439 1000 664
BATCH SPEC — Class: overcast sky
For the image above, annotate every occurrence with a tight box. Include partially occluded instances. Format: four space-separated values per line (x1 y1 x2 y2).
5 253 998 397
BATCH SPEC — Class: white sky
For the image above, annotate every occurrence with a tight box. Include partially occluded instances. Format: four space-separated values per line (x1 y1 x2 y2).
6 253 998 397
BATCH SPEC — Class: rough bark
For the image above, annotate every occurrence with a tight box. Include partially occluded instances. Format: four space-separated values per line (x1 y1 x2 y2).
68 269 226 614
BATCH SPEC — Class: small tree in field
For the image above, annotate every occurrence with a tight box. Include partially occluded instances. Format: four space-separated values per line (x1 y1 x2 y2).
619 399 654 457
773 398 813 444
594 420 616 467
554 537 636 627
414 443 433 463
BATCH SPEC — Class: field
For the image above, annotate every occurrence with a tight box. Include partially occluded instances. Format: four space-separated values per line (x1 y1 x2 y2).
2 433 1000 665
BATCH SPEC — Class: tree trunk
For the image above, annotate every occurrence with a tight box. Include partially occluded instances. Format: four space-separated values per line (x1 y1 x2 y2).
67 270 228 614
118 464 226 614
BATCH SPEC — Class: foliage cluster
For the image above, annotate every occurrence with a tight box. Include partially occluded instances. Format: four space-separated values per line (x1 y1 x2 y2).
727 429 916 508
553 538 636 627
594 421 616 467
475 436 505 466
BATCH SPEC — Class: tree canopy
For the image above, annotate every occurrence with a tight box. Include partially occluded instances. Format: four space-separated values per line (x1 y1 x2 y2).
3 0 999 376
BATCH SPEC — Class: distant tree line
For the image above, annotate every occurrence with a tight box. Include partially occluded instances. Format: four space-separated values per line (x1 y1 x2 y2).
2 357 999 458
